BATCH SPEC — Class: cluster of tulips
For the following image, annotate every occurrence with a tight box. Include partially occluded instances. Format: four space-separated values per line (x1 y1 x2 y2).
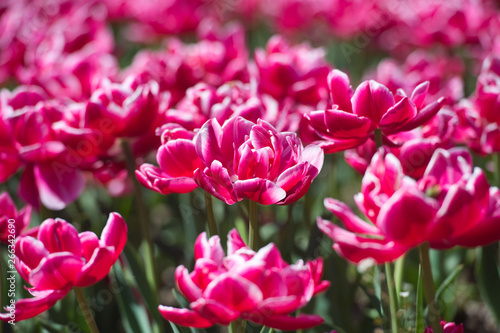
1 0 500 332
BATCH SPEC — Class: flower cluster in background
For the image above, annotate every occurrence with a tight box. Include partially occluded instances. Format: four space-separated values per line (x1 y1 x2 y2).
0 0 499 332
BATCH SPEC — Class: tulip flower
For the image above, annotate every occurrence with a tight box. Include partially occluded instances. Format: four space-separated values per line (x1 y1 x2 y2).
136 126 204 195
0 192 32 244
0 213 127 322
1 86 85 210
318 148 500 264
305 69 446 153
159 229 328 329
194 116 324 205
424 321 463 333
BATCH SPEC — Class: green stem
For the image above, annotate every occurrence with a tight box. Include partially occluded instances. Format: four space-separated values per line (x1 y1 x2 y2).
494 154 500 186
204 192 218 237
374 128 383 150
121 140 160 333
419 243 443 333
385 262 399 333
394 254 405 304
229 319 246 333
74 288 100 333
248 200 258 250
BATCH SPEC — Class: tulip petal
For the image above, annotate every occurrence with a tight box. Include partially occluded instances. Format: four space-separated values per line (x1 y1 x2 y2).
176 266 202 302
255 313 324 330
0 289 69 322
234 179 286 205
158 306 214 328
190 298 240 325
38 218 82 256
29 253 84 290
324 198 381 235
203 274 263 312
328 69 353 112
100 213 127 260
34 162 85 211
74 246 115 287
352 80 395 124
15 236 49 270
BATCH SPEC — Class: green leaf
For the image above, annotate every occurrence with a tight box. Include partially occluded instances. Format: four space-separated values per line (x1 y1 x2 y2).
475 245 500 323
112 265 153 333
435 264 463 302
260 326 274 333
415 265 424 333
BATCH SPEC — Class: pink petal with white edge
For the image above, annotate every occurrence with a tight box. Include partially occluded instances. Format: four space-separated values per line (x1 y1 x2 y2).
227 228 248 255
175 266 202 302
410 81 430 108
317 218 407 264
158 306 214 328
190 298 240 325
324 198 381 235
194 232 225 264
79 231 100 263
15 236 49 270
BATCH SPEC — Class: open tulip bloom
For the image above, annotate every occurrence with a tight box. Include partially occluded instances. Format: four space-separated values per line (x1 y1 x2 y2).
159 229 329 330
305 69 446 153
318 147 500 264
0 213 127 322
194 116 324 205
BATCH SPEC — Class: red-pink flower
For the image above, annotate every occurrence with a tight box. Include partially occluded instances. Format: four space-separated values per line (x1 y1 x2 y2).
424 321 463 333
159 229 328 329
1 86 85 210
305 69 445 153
0 213 127 322
0 192 32 243
194 116 324 205
136 127 204 195
255 35 330 106
318 147 500 264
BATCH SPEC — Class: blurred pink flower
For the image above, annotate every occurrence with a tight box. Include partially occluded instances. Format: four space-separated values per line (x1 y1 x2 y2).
255 35 331 106
424 321 463 333
0 213 127 322
194 116 324 205
318 147 500 264
0 192 32 243
305 69 445 153
159 229 328 329
1 86 85 210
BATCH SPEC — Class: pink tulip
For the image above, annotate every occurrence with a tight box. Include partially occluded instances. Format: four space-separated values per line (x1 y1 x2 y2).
318 148 500 264
1 86 85 210
305 69 446 153
159 229 328 329
255 35 330 106
0 192 32 243
194 116 324 205
136 127 204 195
0 213 127 322
424 321 463 333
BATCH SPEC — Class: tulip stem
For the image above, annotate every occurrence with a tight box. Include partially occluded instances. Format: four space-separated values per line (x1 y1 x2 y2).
204 192 218 237
121 140 160 333
384 262 399 333
494 154 500 186
229 319 246 333
419 243 443 333
74 288 100 333
248 200 258 250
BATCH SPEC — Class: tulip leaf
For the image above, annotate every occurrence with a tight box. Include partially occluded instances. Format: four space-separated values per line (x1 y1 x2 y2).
112 265 153 333
123 244 162 324
259 326 274 333
37 317 67 333
435 264 463 302
415 265 424 333
475 245 500 324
